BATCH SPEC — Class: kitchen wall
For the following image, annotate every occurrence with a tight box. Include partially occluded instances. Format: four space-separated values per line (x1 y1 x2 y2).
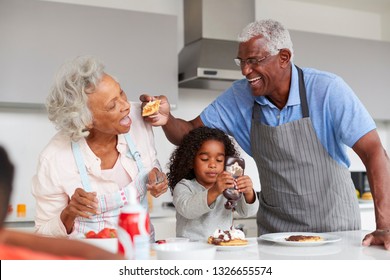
2 0 390 220
255 0 384 41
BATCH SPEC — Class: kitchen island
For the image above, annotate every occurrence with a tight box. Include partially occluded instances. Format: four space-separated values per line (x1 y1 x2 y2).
215 230 389 260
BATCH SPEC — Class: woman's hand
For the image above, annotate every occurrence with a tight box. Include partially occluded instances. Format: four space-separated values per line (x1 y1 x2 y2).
147 168 168 198
60 188 99 233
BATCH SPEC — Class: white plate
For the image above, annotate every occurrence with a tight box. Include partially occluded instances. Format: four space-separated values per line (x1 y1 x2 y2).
213 238 257 251
258 232 341 247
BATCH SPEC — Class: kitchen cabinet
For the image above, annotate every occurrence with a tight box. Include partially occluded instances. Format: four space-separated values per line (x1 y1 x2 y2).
290 30 390 120
360 204 375 230
150 206 259 240
150 206 176 241
233 218 258 238
152 217 258 240
0 0 178 107
152 217 176 241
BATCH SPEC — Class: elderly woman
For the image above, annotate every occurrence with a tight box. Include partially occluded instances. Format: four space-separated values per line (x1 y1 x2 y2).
32 56 167 239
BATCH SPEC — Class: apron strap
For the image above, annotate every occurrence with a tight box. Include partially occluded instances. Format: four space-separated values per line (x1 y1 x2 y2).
252 98 261 121
71 141 93 192
124 133 144 170
296 66 309 118
252 65 309 121
124 133 149 209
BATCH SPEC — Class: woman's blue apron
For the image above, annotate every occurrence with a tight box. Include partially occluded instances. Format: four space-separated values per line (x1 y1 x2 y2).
70 133 153 239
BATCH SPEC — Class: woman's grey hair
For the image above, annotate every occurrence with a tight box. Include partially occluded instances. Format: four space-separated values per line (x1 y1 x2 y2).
238 19 294 60
46 56 105 141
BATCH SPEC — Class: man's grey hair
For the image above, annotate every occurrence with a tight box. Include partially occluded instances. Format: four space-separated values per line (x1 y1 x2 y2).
46 56 105 141
238 19 294 60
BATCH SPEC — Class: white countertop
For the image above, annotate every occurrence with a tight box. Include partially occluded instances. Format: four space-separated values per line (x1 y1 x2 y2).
7 226 387 260
214 230 389 260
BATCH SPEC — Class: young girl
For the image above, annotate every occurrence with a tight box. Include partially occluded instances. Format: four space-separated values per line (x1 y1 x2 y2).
167 127 259 240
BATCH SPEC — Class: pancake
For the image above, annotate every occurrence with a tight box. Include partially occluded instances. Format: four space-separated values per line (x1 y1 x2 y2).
285 235 323 242
142 99 161 116
207 236 248 246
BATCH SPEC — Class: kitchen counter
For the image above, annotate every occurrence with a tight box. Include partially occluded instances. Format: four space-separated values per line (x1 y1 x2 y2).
215 230 389 260
6 225 388 260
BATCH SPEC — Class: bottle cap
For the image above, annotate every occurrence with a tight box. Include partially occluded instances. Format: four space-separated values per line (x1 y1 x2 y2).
17 204 26 217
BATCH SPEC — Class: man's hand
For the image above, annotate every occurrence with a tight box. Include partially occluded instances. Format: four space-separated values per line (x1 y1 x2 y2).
362 229 390 250
139 94 170 126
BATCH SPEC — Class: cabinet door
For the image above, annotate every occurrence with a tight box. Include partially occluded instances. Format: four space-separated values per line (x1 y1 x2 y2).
234 218 257 238
152 217 176 240
360 208 376 230
0 0 178 107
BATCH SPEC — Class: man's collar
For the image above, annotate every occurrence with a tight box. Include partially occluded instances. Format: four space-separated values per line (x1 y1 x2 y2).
255 64 300 108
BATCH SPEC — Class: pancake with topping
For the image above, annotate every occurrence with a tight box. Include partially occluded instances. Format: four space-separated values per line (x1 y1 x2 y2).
285 235 323 242
207 228 248 246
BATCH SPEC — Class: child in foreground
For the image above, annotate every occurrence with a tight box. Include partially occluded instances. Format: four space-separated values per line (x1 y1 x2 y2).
167 127 259 240
0 146 123 260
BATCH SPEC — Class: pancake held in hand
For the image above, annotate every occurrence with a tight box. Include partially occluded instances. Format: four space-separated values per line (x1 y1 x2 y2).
142 99 161 116
207 228 248 246
285 235 324 242
223 157 245 210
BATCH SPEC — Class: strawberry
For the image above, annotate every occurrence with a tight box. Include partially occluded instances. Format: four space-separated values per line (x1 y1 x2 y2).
85 230 97 238
96 228 111 238
109 228 117 238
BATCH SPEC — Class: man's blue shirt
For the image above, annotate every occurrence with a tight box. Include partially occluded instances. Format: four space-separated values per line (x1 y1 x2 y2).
200 65 376 168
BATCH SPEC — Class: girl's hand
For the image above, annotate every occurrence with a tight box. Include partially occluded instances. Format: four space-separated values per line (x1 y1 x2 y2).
214 171 235 194
235 175 256 204
206 171 234 206
147 168 168 197
235 175 253 195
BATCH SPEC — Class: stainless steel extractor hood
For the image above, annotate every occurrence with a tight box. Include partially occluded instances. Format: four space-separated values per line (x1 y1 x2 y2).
178 0 254 90
179 38 242 89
